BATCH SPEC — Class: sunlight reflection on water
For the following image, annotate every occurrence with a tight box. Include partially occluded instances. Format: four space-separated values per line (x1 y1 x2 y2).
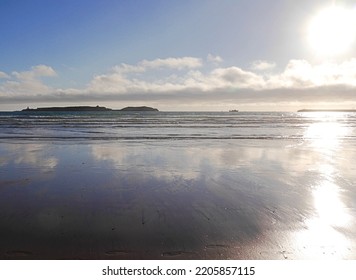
305 121 350 152
296 114 352 259
313 180 350 227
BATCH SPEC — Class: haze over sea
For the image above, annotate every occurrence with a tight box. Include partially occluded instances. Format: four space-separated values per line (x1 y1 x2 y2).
0 110 356 259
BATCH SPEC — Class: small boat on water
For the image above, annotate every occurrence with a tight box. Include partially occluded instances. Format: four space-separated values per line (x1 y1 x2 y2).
229 109 239 112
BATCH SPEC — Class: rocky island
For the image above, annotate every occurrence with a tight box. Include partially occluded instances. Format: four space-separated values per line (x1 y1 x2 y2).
22 106 159 112
22 106 112 112
120 106 159 112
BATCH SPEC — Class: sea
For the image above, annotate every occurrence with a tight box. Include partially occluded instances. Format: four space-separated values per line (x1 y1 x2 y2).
0 111 356 259
0 110 355 142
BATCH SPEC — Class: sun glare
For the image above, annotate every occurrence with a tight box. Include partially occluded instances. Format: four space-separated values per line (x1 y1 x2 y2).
304 121 349 152
295 114 352 258
308 6 356 56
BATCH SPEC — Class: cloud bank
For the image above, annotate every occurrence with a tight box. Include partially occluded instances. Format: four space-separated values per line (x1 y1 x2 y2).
0 65 56 97
1 57 356 110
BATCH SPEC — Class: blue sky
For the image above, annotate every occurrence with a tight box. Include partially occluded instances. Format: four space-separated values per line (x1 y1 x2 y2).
1 0 356 111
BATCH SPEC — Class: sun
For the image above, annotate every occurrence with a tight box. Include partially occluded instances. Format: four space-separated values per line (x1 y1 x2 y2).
308 6 356 56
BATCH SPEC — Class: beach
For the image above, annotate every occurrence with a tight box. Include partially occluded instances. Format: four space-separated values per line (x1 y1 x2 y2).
0 111 356 259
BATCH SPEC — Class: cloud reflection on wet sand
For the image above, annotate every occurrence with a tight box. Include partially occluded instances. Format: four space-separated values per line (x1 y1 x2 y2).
0 130 355 259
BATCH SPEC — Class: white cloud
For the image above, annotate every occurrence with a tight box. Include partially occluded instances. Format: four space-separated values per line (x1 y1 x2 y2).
12 65 57 80
2 57 356 110
267 59 356 88
88 72 130 94
87 57 204 94
0 71 10 79
113 63 146 74
31 65 57 77
0 65 57 96
210 67 265 89
207 54 223 64
112 57 203 75
88 57 204 93
73 57 356 110
251 60 276 71
140 57 202 70
87 59 266 94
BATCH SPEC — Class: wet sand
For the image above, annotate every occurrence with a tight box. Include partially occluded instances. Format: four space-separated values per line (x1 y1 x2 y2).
0 139 356 259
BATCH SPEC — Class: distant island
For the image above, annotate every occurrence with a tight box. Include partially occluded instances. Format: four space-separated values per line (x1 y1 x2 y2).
298 109 356 112
22 106 112 112
120 106 159 112
22 106 159 112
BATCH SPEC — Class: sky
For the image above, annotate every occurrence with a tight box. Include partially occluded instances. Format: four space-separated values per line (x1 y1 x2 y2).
1 0 356 111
